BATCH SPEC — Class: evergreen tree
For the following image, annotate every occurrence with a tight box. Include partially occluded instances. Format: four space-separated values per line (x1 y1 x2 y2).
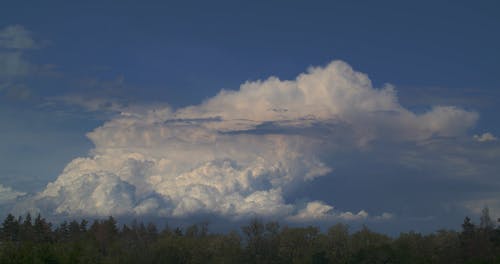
33 213 52 242
0 212 500 263
20 212 34 241
1 213 19 241
480 206 495 231
79 219 88 232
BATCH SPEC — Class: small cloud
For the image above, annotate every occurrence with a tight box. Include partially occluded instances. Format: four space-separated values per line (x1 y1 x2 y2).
337 210 369 221
0 184 26 203
0 25 39 50
0 25 55 78
290 201 334 221
374 212 394 221
288 201 389 222
473 132 498 142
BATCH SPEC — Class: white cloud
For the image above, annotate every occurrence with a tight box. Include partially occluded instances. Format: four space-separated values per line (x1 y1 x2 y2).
287 201 334 221
287 201 388 222
474 132 498 142
0 25 38 50
26 60 477 220
0 184 25 203
175 61 477 143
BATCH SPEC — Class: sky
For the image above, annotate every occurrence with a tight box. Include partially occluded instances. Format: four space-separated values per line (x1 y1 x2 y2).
0 0 499 234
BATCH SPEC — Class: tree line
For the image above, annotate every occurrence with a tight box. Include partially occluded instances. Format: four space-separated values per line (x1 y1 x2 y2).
1 208 500 263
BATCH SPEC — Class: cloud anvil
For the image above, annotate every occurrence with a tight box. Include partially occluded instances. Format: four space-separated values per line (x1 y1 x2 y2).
14 61 478 222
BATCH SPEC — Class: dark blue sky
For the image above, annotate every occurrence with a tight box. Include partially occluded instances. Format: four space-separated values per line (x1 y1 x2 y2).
4 1 499 103
1 1 499 233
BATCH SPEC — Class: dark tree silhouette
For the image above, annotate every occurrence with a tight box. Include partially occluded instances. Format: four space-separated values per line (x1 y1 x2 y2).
0 212 499 263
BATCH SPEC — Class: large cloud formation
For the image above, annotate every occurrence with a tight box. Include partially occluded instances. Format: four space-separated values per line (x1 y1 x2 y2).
29 61 477 221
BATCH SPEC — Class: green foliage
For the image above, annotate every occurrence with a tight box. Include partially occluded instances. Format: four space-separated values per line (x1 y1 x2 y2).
1 208 500 263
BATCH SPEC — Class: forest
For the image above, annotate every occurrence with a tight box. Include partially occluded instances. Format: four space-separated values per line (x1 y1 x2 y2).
1 208 499 263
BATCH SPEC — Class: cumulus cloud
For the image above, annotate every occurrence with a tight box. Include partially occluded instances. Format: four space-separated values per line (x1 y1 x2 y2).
474 132 498 142
25 60 478 221
286 201 388 222
0 184 26 203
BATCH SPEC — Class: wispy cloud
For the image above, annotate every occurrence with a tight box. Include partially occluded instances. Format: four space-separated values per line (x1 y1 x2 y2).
48 95 128 113
0 25 39 50
43 75 136 114
398 85 500 110
0 25 59 103
0 52 34 77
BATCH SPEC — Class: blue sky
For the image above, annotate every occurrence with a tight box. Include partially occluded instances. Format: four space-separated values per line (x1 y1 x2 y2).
0 1 499 233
